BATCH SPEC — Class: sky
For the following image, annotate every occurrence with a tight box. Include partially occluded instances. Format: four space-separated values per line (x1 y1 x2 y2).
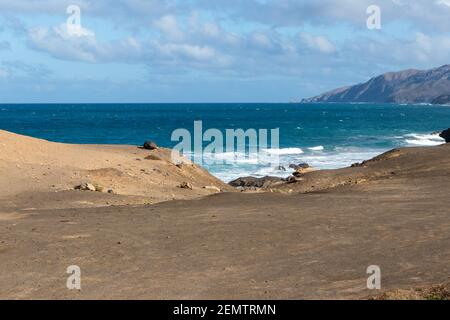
1 0 450 103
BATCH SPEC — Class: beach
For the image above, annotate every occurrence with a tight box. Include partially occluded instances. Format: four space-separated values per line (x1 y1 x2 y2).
1 129 449 299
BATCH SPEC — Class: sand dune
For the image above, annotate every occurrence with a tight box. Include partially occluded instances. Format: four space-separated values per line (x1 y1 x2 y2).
0 130 230 209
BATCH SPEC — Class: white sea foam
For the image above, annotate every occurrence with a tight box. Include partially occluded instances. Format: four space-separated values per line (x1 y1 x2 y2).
186 131 445 182
298 150 381 170
253 166 287 178
261 148 304 155
193 151 261 164
308 146 324 151
404 133 444 146
208 147 385 182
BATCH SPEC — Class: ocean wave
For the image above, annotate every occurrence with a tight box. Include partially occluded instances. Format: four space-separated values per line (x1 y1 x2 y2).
207 147 385 182
404 133 444 146
186 138 442 182
298 150 382 170
308 146 324 151
253 166 288 178
261 148 304 155
192 151 261 164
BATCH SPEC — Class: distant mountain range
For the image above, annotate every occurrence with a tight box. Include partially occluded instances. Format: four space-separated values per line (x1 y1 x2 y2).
302 64 450 104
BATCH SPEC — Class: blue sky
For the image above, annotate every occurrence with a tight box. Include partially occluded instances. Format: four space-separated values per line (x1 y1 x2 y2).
1 0 450 103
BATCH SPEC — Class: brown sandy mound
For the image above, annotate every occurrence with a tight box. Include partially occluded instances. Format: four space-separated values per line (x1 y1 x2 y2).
273 144 450 194
0 130 230 210
370 283 450 300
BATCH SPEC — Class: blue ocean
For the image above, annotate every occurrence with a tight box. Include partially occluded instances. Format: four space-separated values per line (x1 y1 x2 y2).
1 103 449 182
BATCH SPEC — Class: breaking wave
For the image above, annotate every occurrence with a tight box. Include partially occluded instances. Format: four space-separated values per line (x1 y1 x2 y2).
404 133 444 146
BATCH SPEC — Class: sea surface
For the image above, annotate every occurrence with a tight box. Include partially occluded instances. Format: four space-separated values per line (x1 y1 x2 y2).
1 103 449 182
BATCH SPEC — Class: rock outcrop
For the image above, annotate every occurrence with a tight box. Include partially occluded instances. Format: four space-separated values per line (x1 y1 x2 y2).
143 141 158 150
75 182 97 192
289 163 310 171
179 182 193 190
440 128 450 143
292 166 316 177
229 176 285 188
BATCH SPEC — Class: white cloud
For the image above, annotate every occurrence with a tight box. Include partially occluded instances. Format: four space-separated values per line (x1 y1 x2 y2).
299 33 336 54
26 19 227 68
28 24 99 62
153 42 217 61
251 32 273 48
5 0 450 98
436 0 450 7
153 15 184 41
3 0 450 32
409 32 450 63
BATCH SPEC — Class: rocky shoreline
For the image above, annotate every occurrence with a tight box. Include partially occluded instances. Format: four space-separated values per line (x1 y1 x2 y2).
227 128 449 192
228 163 317 190
440 128 450 143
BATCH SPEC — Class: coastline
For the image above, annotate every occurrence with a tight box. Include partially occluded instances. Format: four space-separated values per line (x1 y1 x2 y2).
1 129 450 299
2 103 449 183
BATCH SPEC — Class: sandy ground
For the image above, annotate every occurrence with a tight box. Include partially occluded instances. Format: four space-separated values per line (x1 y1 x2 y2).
0 130 449 299
0 130 230 210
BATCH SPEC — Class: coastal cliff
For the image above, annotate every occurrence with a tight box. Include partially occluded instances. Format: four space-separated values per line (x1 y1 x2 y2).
302 64 450 104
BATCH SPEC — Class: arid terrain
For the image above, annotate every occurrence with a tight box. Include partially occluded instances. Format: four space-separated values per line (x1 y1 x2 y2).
0 130 449 299
0 130 230 210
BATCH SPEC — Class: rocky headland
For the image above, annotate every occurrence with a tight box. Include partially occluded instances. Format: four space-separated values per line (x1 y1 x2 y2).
302 64 450 104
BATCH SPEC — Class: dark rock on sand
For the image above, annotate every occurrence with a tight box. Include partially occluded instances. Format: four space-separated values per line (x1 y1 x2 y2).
292 171 303 178
229 176 285 188
75 182 97 192
286 175 300 183
143 141 158 150
292 165 317 177
440 128 450 143
289 163 310 171
179 182 193 190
